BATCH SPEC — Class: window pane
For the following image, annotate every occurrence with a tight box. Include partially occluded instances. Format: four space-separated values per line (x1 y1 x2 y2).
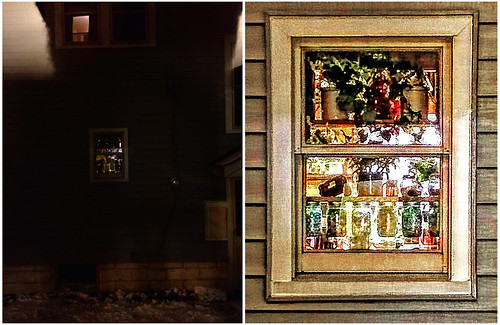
304 156 441 251
94 133 124 176
305 51 441 145
111 3 147 42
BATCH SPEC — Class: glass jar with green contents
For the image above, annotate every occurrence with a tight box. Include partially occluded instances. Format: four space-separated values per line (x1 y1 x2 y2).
402 202 421 243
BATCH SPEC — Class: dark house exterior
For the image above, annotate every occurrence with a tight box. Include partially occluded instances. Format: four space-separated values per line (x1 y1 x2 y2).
4 2 242 295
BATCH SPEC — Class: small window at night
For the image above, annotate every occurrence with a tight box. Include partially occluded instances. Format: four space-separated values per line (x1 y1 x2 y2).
63 3 98 44
72 15 89 42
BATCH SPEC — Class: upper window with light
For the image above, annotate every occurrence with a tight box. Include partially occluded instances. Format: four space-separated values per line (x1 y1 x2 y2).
304 50 441 146
55 3 156 49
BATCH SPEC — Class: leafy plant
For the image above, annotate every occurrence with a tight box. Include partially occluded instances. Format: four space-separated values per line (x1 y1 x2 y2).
307 52 419 124
411 158 438 183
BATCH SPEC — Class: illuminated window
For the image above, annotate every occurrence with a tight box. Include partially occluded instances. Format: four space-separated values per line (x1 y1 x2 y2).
64 3 98 44
89 128 129 182
72 15 90 42
267 14 475 300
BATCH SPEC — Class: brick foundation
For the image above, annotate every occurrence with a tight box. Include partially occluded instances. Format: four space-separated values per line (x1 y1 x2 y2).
3 262 228 294
98 262 229 292
3 265 55 294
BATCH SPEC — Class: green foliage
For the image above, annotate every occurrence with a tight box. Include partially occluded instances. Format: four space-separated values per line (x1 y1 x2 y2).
411 158 438 183
308 51 416 123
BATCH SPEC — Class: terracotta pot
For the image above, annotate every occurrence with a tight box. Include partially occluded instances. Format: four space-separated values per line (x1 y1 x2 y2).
322 89 347 120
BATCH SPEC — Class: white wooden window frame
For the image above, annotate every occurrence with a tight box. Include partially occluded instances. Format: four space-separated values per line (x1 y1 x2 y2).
54 3 156 49
267 14 476 301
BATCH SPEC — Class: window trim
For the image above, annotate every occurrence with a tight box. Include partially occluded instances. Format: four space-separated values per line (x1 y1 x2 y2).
266 14 476 301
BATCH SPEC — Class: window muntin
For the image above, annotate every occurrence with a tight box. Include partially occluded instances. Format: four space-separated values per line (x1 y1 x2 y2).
304 50 442 146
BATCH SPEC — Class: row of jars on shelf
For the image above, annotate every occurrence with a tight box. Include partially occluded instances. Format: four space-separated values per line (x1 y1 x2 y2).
307 175 440 199
95 155 123 174
305 200 439 251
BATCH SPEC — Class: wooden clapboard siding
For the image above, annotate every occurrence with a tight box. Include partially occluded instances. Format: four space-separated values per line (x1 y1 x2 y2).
246 62 267 97
245 2 498 23
245 206 267 240
245 241 266 276
479 25 498 60
245 98 267 133
477 133 498 168
477 204 497 240
3 3 242 267
245 2 497 322
245 134 266 168
245 311 498 323
478 61 497 96
477 97 497 132
246 169 267 204
246 25 266 61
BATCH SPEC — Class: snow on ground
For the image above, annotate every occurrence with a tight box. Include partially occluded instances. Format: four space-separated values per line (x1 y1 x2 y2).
3 288 242 323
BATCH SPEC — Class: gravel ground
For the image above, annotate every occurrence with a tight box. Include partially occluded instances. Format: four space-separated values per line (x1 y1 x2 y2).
3 289 242 323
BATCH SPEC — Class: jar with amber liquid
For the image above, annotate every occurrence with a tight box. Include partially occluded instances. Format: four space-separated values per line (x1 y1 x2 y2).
376 201 398 249
351 202 371 249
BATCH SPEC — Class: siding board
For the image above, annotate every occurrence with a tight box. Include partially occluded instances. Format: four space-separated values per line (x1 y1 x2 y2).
477 133 498 168
246 241 266 276
478 61 497 96
245 2 498 23
246 206 267 240
246 134 266 168
477 241 498 275
477 204 498 240
246 311 498 323
246 169 267 204
479 25 498 60
477 169 498 203
478 97 498 132
246 25 266 60
246 62 267 97
245 98 267 133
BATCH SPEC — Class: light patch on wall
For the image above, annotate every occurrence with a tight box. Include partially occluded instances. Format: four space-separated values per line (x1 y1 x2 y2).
231 12 242 69
3 2 55 79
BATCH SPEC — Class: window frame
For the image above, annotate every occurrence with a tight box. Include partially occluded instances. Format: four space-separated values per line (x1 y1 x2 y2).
54 3 156 49
266 13 476 301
